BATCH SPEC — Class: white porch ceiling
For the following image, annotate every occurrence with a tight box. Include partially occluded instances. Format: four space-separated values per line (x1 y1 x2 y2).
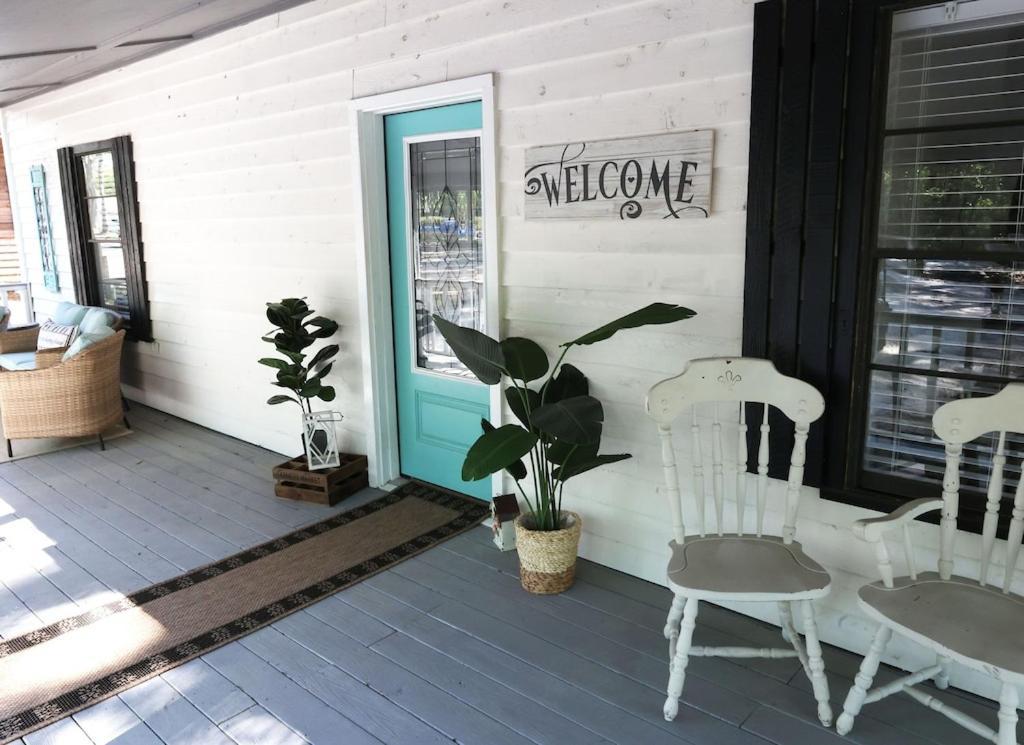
0 0 315 108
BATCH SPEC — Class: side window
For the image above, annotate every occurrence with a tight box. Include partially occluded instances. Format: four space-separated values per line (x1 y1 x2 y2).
58 135 151 341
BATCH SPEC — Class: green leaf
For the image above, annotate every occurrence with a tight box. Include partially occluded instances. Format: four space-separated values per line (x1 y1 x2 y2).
563 303 696 347
279 349 306 364
299 380 322 398
432 314 505 385
540 363 588 403
309 344 339 369
481 419 527 480
258 357 290 370
531 395 603 445
309 362 333 383
546 439 596 466
462 424 538 481
317 386 336 402
500 337 548 382
505 386 539 429
267 395 299 406
281 297 310 318
307 317 339 339
265 303 291 328
554 453 631 480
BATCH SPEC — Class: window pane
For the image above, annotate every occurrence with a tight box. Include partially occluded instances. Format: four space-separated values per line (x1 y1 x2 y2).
865 370 1024 493
408 136 484 378
87 196 120 241
877 127 1024 251
80 152 116 197
873 258 1024 378
93 242 128 314
887 7 1024 129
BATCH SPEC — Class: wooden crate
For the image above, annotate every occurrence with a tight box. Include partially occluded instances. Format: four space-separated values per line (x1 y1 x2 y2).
272 453 369 506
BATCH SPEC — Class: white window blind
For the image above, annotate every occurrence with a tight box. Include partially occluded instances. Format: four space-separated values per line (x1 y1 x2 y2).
863 1 1024 493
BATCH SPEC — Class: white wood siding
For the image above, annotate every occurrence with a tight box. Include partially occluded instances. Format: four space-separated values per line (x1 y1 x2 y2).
0 0 1007 699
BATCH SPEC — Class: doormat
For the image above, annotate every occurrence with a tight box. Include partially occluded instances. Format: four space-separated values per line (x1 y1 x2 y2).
0 480 488 743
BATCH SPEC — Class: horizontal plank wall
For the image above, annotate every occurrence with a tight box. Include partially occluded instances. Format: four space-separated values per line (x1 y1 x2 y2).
0 0 1009 700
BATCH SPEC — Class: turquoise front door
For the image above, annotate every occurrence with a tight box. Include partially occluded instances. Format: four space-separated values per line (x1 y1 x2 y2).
384 102 490 500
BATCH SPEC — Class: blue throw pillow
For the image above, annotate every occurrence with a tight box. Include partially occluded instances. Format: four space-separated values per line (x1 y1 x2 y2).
79 307 119 334
62 326 115 362
53 302 88 326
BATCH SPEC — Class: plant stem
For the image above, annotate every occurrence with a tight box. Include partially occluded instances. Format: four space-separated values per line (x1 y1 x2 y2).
512 478 537 519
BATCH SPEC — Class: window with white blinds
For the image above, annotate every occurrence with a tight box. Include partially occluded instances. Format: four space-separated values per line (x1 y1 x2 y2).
862 0 1024 495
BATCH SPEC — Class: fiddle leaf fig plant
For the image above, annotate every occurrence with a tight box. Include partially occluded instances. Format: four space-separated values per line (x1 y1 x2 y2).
434 302 696 531
259 297 339 415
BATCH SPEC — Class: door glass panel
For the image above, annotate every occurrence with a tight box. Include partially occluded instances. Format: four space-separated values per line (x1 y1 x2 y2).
93 242 129 313
408 136 483 378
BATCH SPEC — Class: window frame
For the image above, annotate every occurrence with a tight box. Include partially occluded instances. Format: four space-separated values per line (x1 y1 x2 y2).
57 135 151 342
828 0 1024 530
742 0 1020 535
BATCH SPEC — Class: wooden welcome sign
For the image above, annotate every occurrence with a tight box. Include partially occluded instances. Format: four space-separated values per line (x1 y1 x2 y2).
524 130 713 220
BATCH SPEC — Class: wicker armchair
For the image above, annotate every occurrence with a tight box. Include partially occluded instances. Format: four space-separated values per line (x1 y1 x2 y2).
0 330 127 456
0 324 41 354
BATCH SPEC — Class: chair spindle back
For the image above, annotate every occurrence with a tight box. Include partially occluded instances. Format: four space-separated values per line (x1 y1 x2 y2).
645 358 825 544
932 383 1024 590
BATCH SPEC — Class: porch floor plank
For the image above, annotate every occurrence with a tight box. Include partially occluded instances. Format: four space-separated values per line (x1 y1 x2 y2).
0 404 999 745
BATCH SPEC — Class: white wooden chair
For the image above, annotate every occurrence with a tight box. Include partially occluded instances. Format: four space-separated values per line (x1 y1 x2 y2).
838 383 1024 744
645 357 833 726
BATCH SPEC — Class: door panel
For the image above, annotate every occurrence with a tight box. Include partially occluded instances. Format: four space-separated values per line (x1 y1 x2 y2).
384 102 490 499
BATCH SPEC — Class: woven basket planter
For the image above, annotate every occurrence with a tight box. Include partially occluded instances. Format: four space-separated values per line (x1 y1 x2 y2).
514 511 581 594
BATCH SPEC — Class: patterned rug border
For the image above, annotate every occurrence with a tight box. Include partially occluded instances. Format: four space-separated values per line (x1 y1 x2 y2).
0 481 488 744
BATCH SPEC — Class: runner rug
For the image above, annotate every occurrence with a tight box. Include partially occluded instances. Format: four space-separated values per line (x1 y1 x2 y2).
0 481 488 743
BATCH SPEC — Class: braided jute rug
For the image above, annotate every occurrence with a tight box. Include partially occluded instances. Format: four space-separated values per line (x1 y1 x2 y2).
0 480 488 743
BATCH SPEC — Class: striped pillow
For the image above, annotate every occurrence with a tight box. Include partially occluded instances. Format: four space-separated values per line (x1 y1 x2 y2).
37 319 78 350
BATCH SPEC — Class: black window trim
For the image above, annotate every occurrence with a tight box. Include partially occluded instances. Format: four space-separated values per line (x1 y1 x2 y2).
57 134 152 342
742 0 1016 535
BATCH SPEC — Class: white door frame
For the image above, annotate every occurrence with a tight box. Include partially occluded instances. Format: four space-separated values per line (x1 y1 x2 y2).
349 74 501 496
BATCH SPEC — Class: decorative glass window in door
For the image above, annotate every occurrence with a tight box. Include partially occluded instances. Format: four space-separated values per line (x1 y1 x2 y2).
408 136 484 378
29 166 58 292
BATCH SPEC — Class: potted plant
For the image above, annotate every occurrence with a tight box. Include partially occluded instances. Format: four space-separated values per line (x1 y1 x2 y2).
259 297 341 469
434 302 695 593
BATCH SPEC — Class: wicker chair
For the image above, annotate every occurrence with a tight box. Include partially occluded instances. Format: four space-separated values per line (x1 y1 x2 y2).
0 330 127 456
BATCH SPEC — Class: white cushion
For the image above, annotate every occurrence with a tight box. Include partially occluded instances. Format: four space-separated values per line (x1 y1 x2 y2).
37 320 78 350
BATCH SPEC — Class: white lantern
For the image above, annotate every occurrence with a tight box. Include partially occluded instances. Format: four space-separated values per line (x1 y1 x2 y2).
302 411 343 470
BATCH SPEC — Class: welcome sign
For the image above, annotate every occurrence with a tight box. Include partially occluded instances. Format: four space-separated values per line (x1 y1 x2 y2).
524 130 713 220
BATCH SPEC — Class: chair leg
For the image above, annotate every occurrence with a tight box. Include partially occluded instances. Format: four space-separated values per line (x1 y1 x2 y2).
4 439 10 458
123 415 131 429
999 682 1019 745
778 601 793 643
664 597 698 722
837 624 892 735
98 433 106 451
933 654 952 690
664 594 686 662
800 600 832 727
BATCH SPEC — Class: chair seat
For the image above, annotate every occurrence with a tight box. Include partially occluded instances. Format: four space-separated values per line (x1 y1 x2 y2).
666 535 831 600
0 352 35 371
859 573 1024 678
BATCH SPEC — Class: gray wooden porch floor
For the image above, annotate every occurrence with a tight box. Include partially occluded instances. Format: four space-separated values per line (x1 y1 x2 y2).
0 405 998 745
